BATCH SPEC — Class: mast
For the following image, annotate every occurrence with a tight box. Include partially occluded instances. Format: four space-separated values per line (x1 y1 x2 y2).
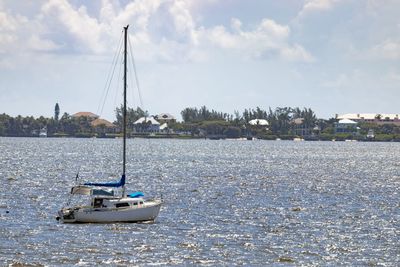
122 25 129 197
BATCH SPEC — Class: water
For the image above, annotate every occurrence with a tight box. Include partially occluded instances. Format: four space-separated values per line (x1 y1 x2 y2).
0 137 399 266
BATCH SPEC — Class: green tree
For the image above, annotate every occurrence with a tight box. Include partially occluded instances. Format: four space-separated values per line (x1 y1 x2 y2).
115 105 147 131
224 126 241 138
54 103 60 121
181 106 229 123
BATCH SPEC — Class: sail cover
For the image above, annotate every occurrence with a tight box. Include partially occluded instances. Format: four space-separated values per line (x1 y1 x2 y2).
128 191 144 198
84 174 126 188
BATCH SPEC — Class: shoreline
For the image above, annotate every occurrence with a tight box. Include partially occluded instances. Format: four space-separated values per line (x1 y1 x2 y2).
1 135 399 142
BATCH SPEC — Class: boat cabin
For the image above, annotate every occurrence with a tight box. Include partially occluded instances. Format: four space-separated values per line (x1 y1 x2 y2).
91 197 145 209
71 185 145 209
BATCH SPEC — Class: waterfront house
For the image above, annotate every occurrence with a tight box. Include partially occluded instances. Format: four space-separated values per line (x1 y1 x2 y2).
248 119 269 126
159 123 172 133
290 118 321 137
335 118 358 134
72 112 99 120
337 113 400 125
133 116 160 133
292 118 306 136
90 118 116 134
155 113 176 124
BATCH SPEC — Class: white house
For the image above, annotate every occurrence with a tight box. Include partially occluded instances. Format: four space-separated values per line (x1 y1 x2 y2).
133 117 160 132
337 113 400 125
155 113 176 124
249 119 269 126
335 118 358 133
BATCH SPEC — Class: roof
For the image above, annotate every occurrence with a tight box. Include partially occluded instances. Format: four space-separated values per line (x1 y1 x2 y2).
91 118 115 128
249 119 269 126
155 113 175 120
338 119 357 124
160 123 168 130
134 116 160 125
292 118 304 125
337 113 400 120
72 112 99 118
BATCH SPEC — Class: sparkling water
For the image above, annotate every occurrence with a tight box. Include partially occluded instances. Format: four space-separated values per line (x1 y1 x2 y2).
0 137 399 265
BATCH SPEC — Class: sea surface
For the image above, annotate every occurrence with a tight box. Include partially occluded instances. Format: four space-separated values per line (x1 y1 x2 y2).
0 137 399 266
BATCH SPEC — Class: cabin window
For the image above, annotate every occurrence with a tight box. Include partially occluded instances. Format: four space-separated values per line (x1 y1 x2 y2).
93 198 103 208
139 201 143 205
115 202 130 208
133 202 138 206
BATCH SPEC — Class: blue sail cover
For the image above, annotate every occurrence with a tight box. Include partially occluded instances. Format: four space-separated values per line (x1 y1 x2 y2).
84 174 125 188
128 191 144 198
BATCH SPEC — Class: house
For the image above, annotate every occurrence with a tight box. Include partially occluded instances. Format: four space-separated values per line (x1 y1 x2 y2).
159 123 172 133
337 113 400 125
133 117 160 133
155 113 176 124
335 118 358 134
72 112 99 120
291 118 312 136
248 119 269 126
90 118 116 134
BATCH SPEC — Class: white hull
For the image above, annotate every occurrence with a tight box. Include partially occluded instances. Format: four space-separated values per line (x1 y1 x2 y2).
60 200 162 223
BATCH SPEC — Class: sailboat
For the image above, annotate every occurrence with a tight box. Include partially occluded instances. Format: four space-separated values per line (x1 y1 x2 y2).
57 25 162 223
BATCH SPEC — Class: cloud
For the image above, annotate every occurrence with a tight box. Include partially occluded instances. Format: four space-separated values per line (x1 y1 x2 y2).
0 8 26 52
298 0 341 18
0 0 313 64
370 39 400 60
351 39 400 62
41 0 106 53
0 2 62 55
27 35 61 52
201 18 314 62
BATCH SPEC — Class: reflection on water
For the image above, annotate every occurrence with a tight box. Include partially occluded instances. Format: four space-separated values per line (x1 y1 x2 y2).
0 137 399 265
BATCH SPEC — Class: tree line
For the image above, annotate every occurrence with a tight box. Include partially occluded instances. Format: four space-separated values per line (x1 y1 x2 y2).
176 106 319 139
2 103 400 141
0 112 92 137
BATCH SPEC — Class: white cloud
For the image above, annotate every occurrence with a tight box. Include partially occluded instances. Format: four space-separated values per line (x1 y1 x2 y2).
280 44 315 62
370 39 400 60
201 18 313 62
298 0 341 18
169 0 195 38
41 0 105 53
0 9 27 52
0 0 314 64
27 35 61 52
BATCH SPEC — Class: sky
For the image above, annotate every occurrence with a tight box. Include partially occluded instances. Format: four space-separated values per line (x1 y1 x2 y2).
0 0 399 121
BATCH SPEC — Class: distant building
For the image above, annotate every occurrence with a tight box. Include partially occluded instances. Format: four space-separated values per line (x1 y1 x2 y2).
290 118 320 137
159 123 172 133
291 118 304 136
335 118 358 134
248 119 269 126
39 127 47 137
133 117 160 132
155 113 176 124
337 113 400 125
72 112 99 120
90 118 116 134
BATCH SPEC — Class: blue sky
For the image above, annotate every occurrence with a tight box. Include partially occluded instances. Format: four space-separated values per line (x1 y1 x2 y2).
0 0 399 121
